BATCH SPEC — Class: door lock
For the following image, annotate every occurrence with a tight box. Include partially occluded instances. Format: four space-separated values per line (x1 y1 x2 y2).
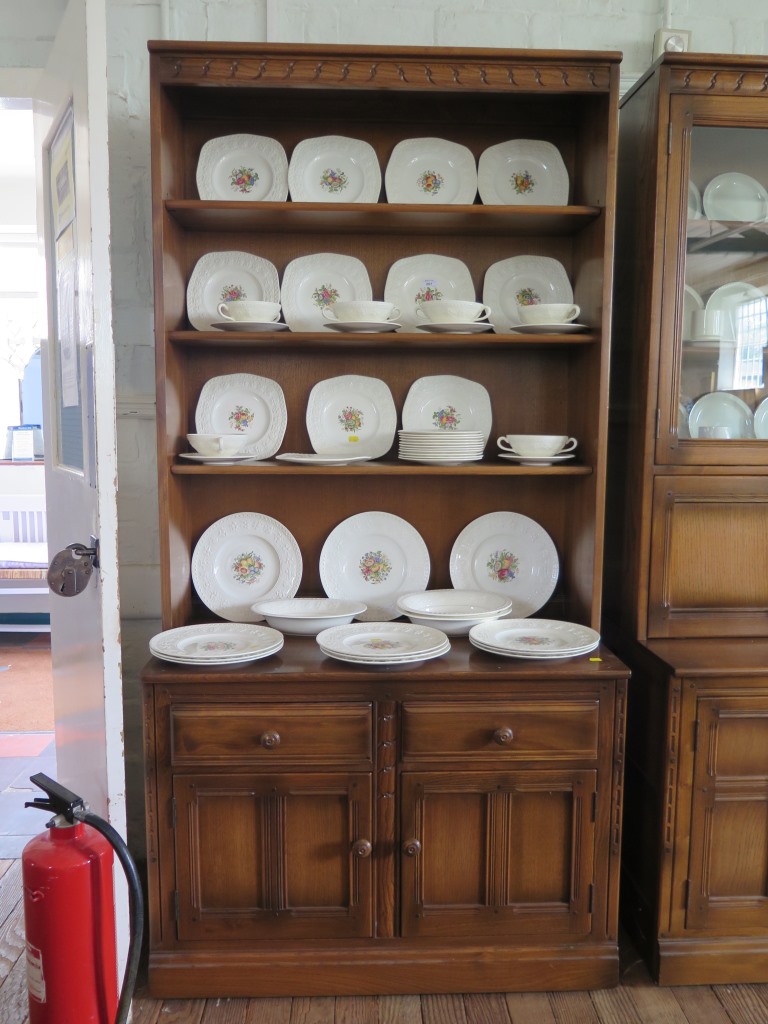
47 541 100 597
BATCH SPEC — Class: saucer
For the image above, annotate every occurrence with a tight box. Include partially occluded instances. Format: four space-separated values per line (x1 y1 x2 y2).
211 320 290 333
498 452 575 465
512 322 588 334
323 320 402 333
417 321 494 334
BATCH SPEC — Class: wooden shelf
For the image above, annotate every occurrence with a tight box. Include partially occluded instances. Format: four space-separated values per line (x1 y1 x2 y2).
170 458 594 476
169 329 597 347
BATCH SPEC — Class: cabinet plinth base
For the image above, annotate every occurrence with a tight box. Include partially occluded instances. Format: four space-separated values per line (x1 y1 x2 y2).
655 937 768 987
147 943 619 997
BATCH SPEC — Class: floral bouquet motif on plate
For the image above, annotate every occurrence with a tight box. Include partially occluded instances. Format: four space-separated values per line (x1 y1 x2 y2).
417 170 444 195
415 285 443 304
362 638 401 650
359 550 392 585
516 287 541 306
232 550 265 585
338 406 364 434
487 549 519 583
312 283 340 308
320 167 348 194
228 405 255 432
229 166 259 194
510 169 535 195
220 284 247 302
517 635 556 648
196 640 238 653
432 405 461 430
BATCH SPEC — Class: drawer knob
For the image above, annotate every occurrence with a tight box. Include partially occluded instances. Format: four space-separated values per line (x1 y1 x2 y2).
352 839 372 858
493 727 514 746
259 730 281 749
402 838 422 857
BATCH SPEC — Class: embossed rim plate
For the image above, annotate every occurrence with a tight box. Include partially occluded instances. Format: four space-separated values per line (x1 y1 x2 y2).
483 255 573 331
195 134 289 202
281 253 372 331
316 621 449 661
149 622 284 663
288 135 381 203
384 137 478 204
187 251 281 331
384 254 475 331
275 452 374 465
192 512 302 623
306 374 397 458
194 373 287 458
687 391 754 439
469 618 599 657
477 140 569 206
702 171 768 222
319 511 431 621
401 375 492 441
449 511 559 616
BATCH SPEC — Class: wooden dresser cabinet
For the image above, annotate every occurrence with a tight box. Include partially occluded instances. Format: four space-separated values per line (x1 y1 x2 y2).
606 53 768 984
144 41 628 996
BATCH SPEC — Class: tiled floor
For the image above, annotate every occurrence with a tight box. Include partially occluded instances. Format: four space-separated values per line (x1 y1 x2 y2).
0 731 56 857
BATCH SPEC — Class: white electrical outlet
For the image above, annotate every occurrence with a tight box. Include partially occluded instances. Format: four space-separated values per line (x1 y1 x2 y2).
653 28 691 59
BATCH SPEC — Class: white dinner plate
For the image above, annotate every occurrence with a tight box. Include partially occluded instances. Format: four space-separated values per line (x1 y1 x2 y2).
687 392 754 439
384 254 475 331
187 251 281 331
211 320 290 333
323 320 402 333
275 452 374 465
150 623 285 663
179 453 265 465
703 281 768 343
280 253 372 331
688 180 703 220
194 373 287 459
702 172 768 222
483 256 573 331
319 511 431 621
401 375 493 441
477 140 569 206
469 618 600 658
306 374 397 458
316 621 448 660
192 512 302 622
753 397 768 439
450 511 559 617
195 134 289 202
288 135 381 203
397 589 513 619
384 137 477 204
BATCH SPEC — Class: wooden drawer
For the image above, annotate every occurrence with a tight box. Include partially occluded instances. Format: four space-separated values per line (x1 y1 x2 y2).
169 702 373 766
401 700 600 761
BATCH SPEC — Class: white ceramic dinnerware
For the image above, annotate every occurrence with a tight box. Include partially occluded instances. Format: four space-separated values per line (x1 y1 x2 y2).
250 598 367 636
497 434 577 458
384 138 478 204
415 300 492 325
384 254 475 331
195 134 289 202
217 300 281 323
149 622 284 665
288 135 382 203
280 253 372 331
469 618 600 659
482 255 573 331
191 512 302 623
401 375 492 442
186 433 251 457
688 180 703 220
396 588 514 635
450 511 559 617
319 511 430 621
682 285 704 340
322 300 400 324
518 303 580 326
702 171 768 222
687 392 754 439
306 375 397 459
316 622 450 666
702 281 767 344
753 397 768 439
477 140 569 206
195 373 287 459
275 452 373 466
397 430 485 466
187 251 281 331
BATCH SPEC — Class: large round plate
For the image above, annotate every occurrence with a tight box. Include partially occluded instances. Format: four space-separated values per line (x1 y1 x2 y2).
483 256 573 331
687 392 754 439
192 513 302 622
187 251 280 331
702 172 768 222
281 253 372 331
288 135 381 203
703 281 767 343
753 397 768 439
316 621 448 661
306 375 397 458
477 140 569 206
194 373 287 458
688 180 703 220
449 511 559 616
469 618 599 658
384 254 474 331
149 622 284 663
384 138 477 204
320 511 431 621
195 134 289 202
401 375 492 441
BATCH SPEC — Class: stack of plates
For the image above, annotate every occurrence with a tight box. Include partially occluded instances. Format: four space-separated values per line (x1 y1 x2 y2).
396 589 514 635
469 618 600 660
398 430 485 465
316 622 450 666
149 623 284 665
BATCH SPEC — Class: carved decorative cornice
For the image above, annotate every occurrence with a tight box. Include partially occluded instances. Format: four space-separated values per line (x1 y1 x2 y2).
670 67 768 96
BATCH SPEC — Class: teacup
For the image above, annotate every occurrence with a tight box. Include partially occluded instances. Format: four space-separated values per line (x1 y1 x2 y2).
416 299 492 324
517 303 580 325
187 433 251 456
497 434 578 457
322 300 400 323
217 300 282 323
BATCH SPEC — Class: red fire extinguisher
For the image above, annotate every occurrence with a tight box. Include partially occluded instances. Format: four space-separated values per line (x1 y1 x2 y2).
23 774 144 1024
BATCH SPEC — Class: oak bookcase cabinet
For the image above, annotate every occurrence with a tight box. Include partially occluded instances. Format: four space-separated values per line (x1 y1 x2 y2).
606 53 768 984
143 41 628 997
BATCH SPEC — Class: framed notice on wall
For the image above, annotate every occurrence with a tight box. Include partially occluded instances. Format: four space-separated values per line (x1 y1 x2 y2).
49 104 75 240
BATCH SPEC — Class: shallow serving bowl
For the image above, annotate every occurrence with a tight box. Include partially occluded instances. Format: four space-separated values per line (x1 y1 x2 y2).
251 597 368 635
396 589 514 635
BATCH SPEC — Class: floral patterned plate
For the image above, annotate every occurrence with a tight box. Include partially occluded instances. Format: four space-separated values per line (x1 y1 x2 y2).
194 373 287 459
469 618 599 658
482 256 572 331
149 622 284 664
384 138 477 204
316 621 449 663
195 134 289 202
288 135 381 203
384 254 475 331
280 253 372 332
192 512 302 623
449 511 559 617
477 139 569 206
306 375 397 459
186 251 281 331
319 511 431 621
401 375 492 442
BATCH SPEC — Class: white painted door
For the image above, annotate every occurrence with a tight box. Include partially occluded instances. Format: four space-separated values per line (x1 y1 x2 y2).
34 0 128 962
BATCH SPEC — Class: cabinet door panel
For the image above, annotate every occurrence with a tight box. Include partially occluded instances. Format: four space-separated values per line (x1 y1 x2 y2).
173 773 373 941
400 770 596 939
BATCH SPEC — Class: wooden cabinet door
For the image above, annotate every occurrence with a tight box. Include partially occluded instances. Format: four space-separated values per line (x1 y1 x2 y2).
686 696 768 933
172 772 374 941
400 769 596 940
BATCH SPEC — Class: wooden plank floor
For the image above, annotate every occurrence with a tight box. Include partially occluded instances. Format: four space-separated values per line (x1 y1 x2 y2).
4 859 768 1024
